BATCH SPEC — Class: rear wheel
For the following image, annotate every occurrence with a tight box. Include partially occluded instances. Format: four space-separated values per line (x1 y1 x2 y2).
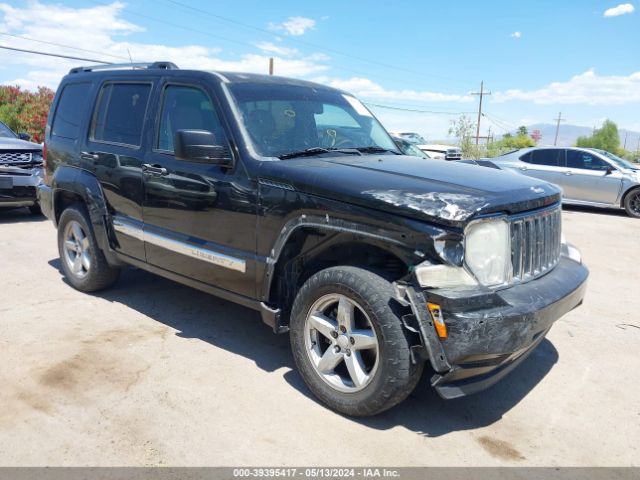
624 189 640 218
290 266 423 416
57 204 120 291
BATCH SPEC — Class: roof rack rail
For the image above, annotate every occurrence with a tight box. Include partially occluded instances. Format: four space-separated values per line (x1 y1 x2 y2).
69 61 179 74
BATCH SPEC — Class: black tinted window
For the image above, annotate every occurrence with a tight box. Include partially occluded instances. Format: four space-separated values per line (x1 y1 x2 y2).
157 85 227 152
527 149 564 166
51 83 91 139
566 150 609 170
92 83 151 147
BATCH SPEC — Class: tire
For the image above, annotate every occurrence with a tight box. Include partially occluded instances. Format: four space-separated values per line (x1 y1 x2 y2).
28 204 42 215
57 204 120 292
623 188 640 218
290 266 423 416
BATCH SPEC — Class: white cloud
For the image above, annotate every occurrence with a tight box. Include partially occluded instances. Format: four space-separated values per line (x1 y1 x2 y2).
320 77 474 103
604 3 635 17
254 42 299 57
492 69 640 105
510 31 522 39
269 16 316 36
0 2 329 90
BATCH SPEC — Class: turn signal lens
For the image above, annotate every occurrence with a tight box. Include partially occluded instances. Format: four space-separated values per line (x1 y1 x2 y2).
427 302 447 339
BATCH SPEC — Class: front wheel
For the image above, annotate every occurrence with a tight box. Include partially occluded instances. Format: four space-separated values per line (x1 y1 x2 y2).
624 189 640 218
290 266 423 416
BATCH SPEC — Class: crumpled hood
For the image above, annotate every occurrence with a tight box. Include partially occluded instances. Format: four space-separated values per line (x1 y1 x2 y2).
0 137 42 151
261 155 561 226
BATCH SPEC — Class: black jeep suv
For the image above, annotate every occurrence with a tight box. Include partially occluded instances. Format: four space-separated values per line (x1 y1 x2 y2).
38 62 588 416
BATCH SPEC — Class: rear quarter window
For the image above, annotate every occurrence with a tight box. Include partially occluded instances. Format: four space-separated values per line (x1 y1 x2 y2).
51 83 92 140
91 82 152 147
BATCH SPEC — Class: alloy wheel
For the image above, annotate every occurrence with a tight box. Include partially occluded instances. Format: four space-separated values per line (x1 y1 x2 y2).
62 220 91 278
304 293 379 393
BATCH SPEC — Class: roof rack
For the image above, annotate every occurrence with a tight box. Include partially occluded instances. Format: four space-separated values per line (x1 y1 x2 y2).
69 61 179 74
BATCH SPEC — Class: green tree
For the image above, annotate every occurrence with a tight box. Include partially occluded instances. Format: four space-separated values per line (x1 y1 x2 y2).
449 115 481 159
575 119 621 154
516 125 528 137
0 85 54 143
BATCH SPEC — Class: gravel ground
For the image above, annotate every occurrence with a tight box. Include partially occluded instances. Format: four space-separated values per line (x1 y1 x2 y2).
0 205 638 466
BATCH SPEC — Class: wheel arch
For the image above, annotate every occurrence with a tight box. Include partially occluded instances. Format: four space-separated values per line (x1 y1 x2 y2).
621 185 640 208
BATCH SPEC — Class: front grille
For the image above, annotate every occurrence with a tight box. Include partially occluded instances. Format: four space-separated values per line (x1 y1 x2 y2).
510 205 562 284
0 151 33 164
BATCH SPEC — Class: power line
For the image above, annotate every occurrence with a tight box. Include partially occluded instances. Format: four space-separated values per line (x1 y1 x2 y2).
365 102 475 115
156 0 475 87
0 32 130 61
0 44 112 64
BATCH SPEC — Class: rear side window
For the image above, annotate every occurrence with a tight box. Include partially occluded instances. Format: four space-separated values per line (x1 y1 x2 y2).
523 149 564 166
92 83 151 147
51 83 91 139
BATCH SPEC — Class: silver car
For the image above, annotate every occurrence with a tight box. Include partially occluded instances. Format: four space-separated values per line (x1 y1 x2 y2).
491 147 640 218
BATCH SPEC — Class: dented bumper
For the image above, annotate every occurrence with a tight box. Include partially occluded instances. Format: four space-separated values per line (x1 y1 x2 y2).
419 255 588 399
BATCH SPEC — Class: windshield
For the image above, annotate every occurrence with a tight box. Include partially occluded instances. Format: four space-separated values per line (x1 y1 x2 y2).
592 149 638 169
0 121 17 139
228 83 399 158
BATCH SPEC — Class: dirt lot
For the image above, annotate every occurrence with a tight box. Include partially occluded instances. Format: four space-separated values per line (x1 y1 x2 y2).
0 205 638 466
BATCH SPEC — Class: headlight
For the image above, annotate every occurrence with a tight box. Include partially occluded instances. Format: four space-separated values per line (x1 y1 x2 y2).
414 263 477 289
464 218 511 286
31 152 43 163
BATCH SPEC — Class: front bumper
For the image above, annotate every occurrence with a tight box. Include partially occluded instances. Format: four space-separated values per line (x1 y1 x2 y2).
416 254 588 399
0 165 43 208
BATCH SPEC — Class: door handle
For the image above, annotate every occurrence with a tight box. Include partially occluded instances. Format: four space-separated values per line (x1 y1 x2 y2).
564 171 573 176
80 151 99 161
142 163 168 176
519 166 528 171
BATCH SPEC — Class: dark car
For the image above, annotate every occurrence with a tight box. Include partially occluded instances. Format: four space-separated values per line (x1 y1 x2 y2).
0 121 44 214
38 62 588 416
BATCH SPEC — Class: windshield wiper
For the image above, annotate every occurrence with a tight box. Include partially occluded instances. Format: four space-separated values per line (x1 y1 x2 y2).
278 147 361 160
353 146 401 155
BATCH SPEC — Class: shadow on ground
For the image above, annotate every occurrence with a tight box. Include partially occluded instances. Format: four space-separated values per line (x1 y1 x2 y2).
48 258 558 437
562 204 627 218
0 207 46 224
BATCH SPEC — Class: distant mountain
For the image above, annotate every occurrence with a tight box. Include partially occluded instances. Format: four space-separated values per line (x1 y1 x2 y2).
521 123 640 150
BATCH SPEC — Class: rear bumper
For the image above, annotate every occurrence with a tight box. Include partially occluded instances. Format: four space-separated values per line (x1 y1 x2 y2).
419 254 588 399
0 165 43 208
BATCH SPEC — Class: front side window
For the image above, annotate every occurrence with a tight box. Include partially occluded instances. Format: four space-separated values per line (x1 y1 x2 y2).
228 83 398 158
92 83 151 147
52 83 91 140
157 85 227 152
566 150 609 170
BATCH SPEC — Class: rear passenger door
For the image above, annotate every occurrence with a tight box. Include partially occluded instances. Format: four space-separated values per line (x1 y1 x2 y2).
141 80 258 298
84 79 156 261
517 149 566 187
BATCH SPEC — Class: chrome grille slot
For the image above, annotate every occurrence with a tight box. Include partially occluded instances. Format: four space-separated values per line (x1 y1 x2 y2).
510 205 561 284
0 152 33 164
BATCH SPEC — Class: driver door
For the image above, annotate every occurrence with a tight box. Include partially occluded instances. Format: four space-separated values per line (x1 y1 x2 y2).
562 150 623 204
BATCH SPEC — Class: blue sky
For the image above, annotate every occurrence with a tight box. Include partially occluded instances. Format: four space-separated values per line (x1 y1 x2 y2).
1 0 638 141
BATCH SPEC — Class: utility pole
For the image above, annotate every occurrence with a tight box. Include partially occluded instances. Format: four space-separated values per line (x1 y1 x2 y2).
471 81 491 146
553 112 564 146
487 126 492 145
268 57 274 75
623 131 628 150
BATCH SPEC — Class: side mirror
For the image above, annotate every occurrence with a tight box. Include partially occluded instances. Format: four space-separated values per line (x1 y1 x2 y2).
18 132 31 141
604 166 615 176
174 130 233 166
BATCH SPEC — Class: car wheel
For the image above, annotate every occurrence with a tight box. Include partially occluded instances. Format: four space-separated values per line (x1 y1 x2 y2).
624 189 640 218
28 204 42 215
57 204 120 291
290 266 423 416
